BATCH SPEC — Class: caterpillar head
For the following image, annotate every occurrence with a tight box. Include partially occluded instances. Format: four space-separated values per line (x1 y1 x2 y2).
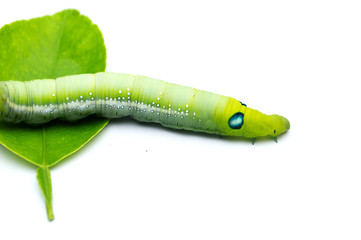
235 108 290 138
223 100 290 139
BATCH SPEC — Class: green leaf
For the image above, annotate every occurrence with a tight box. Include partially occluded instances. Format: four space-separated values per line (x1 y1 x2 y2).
0 9 108 166
0 117 107 167
0 9 108 220
0 9 106 81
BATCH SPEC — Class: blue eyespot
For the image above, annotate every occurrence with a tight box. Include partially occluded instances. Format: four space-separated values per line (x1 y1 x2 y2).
228 112 244 129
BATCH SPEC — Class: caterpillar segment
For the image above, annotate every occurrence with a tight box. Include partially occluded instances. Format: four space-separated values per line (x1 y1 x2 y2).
0 72 290 139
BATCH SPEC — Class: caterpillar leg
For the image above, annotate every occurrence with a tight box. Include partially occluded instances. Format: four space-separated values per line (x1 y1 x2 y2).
252 137 279 144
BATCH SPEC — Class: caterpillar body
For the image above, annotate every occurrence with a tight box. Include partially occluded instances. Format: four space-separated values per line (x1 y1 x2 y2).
0 72 290 139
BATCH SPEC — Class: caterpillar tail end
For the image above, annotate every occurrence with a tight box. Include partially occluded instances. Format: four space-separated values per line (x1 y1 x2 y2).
0 83 6 122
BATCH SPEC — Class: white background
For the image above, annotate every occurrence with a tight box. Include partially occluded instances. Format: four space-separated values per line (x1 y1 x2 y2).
0 0 360 239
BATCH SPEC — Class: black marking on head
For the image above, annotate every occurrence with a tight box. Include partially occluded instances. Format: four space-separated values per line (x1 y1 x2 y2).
228 112 244 129
274 129 276 134
239 101 247 107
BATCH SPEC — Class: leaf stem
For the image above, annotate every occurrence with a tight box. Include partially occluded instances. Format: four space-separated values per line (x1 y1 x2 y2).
36 167 54 221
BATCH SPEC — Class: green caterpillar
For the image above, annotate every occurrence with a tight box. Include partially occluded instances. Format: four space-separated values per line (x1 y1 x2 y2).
0 72 290 139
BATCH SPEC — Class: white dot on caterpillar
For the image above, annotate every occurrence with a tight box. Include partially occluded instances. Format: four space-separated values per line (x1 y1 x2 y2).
89 92 93 96
66 97 69 101
118 90 122 94
127 92 130 95
186 104 189 108
80 96 83 99
52 93 55 97
127 88 130 91
157 97 160 100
